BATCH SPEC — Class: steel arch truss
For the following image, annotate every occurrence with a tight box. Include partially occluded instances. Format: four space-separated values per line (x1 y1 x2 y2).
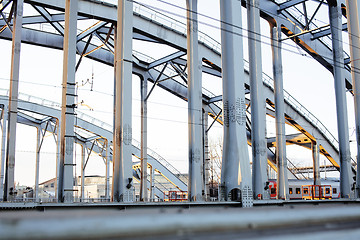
0 0 356 189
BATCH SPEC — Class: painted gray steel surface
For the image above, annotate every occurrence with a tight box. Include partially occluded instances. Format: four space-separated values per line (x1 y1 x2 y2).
0 0 358 202
346 0 360 198
220 0 252 205
271 25 289 200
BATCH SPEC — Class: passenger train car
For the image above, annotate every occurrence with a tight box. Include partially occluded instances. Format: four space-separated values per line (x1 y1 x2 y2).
268 179 340 200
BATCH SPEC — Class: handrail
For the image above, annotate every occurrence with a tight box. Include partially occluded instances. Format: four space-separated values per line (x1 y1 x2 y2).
15 0 350 154
0 88 188 184
130 0 355 161
2 1 352 171
133 166 169 192
137 1 355 166
76 112 189 184
132 139 188 183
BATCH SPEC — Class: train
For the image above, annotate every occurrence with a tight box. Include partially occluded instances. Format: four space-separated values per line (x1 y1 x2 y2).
163 179 341 201
268 179 340 200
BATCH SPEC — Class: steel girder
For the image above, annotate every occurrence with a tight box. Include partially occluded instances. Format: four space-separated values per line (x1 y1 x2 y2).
0 94 186 195
0 0 350 175
254 0 353 89
0 22 337 176
1 0 353 82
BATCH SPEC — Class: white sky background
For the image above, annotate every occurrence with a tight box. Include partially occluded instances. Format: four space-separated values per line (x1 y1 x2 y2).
0 0 356 186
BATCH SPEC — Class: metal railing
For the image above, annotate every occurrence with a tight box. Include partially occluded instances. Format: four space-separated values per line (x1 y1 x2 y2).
96 0 222 53
0 88 187 185
2 1 350 170
260 73 340 151
16 0 348 155
132 139 188 183
76 111 188 184
17 0 347 162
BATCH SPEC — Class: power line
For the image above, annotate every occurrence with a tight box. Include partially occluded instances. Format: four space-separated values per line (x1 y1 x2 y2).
131 0 360 76
0 0 356 138
3 0 360 81
2 0 360 75
152 0 360 51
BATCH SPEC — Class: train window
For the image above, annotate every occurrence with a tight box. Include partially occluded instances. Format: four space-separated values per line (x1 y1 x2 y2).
271 188 276 195
296 188 301 194
303 188 309 194
325 188 330 194
289 188 293 194
333 188 337 194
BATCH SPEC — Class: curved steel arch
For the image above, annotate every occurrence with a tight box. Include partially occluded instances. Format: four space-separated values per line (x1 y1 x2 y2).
0 91 187 199
0 0 350 175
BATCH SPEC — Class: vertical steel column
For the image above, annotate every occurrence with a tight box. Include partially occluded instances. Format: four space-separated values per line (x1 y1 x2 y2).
247 0 268 200
186 0 203 202
0 106 7 201
203 110 210 201
140 77 148 201
220 0 253 206
312 141 321 186
4 0 23 201
55 119 60 199
80 144 85 202
105 141 110 201
270 24 289 200
150 165 154 202
328 2 352 198
34 127 41 202
58 0 78 203
345 0 360 198
112 0 134 202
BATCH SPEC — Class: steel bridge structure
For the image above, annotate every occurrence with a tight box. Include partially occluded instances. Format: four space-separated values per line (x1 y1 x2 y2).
0 0 360 207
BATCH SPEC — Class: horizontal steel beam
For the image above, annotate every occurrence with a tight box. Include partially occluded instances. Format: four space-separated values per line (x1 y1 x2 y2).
148 51 185 70
208 95 222 104
278 0 306 11
32 5 64 35
77 21 107 42
312 23 347 40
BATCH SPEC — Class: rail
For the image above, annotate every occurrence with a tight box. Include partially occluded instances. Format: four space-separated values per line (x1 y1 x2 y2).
0 89 61 110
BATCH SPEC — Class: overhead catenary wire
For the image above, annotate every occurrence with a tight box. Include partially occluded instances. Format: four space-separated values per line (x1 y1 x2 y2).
0 92 339 146
0 0 354 144
129 0 360 75
0 0 352 188
148 0 360 51
1 0 360 74
3 0 360 82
